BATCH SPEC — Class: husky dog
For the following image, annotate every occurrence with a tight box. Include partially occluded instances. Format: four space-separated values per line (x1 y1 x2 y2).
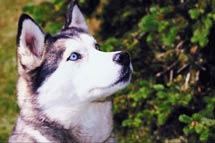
9 1 132 142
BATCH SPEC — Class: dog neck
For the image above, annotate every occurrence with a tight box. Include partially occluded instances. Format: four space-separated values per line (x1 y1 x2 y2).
41 100 114 142
17 78 116 142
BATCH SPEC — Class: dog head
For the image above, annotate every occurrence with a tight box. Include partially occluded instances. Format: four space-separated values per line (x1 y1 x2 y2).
17 1 132 108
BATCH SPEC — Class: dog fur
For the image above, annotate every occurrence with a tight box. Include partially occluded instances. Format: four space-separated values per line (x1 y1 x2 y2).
9 1 132 142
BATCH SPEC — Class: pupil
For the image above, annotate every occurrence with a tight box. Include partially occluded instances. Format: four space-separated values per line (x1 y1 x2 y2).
72 54 77 59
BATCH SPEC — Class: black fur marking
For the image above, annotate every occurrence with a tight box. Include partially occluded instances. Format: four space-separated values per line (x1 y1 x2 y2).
61 27 87 36
30 40 65 93
29 27 85 93
11 113 77 143
37 120 75 143
20 108 77 143
46 27 85 45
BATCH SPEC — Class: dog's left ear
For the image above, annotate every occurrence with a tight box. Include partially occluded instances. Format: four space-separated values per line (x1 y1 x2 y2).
62 0 89 32
17 14 45 72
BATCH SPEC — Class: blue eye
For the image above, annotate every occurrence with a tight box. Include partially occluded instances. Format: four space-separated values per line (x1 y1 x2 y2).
67 52 81 61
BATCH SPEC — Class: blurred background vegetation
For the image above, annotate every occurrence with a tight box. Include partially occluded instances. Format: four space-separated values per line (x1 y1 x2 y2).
1 0 215 142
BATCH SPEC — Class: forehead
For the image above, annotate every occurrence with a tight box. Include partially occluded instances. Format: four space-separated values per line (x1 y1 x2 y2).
48 33 96 51
48 32 96 48
65 34 96 49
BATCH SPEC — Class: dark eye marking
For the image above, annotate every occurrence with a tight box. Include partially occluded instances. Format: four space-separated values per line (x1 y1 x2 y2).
95 43 101 51
67 52 82 61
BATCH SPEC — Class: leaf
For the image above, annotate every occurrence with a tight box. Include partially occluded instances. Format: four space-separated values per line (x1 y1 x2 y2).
122 119 133 127
22 4 34 13
138 15 159 32
158 20 169 32
189 8 199 19
46 22 62 35
179 114 192 123
153 84 165 91
135 87 152 100
192 113 202 121
194 123 204 134
146 34 153 42
100 37 118 52
100 45 114 52
200 129 209 141
133 118 142 127
157 113 167 125
156 91 166 99
199 38 208 47
149 6 158 14
162 26 178 46
204 16 212 29
158 104 170 112
183 126 192 135
160 7 171 15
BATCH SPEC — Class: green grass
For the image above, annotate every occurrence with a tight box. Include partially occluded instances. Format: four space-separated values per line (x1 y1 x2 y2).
0 0 43 142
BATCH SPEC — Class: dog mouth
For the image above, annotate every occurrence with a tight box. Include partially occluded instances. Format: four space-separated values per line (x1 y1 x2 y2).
113 67 132 85
90 67 132 103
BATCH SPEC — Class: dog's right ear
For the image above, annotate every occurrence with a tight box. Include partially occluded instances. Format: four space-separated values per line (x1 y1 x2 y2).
17 14 45 72
62 0 89 32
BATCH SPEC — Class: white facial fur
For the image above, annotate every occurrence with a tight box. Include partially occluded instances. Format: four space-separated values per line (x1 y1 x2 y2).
36 33 131 142
38 33 131 107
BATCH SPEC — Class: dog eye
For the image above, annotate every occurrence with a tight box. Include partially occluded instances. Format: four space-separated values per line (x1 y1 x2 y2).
95 43 101 51
67 52 81 61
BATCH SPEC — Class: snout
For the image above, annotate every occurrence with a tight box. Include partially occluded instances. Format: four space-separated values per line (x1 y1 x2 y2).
113 52 130 67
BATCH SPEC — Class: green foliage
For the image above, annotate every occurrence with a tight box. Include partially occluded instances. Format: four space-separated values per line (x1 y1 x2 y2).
138 6 186 48
99 0 215 142
179 113 215 142
179 96 215 142
113 79 192 141
22 0 99 34
100 37 119 52
138 6 182 47
2 0 215 142
190 6 213 47
22 0 67 34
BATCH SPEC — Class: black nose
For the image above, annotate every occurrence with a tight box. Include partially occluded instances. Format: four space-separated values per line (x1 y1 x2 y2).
113 52 130 66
